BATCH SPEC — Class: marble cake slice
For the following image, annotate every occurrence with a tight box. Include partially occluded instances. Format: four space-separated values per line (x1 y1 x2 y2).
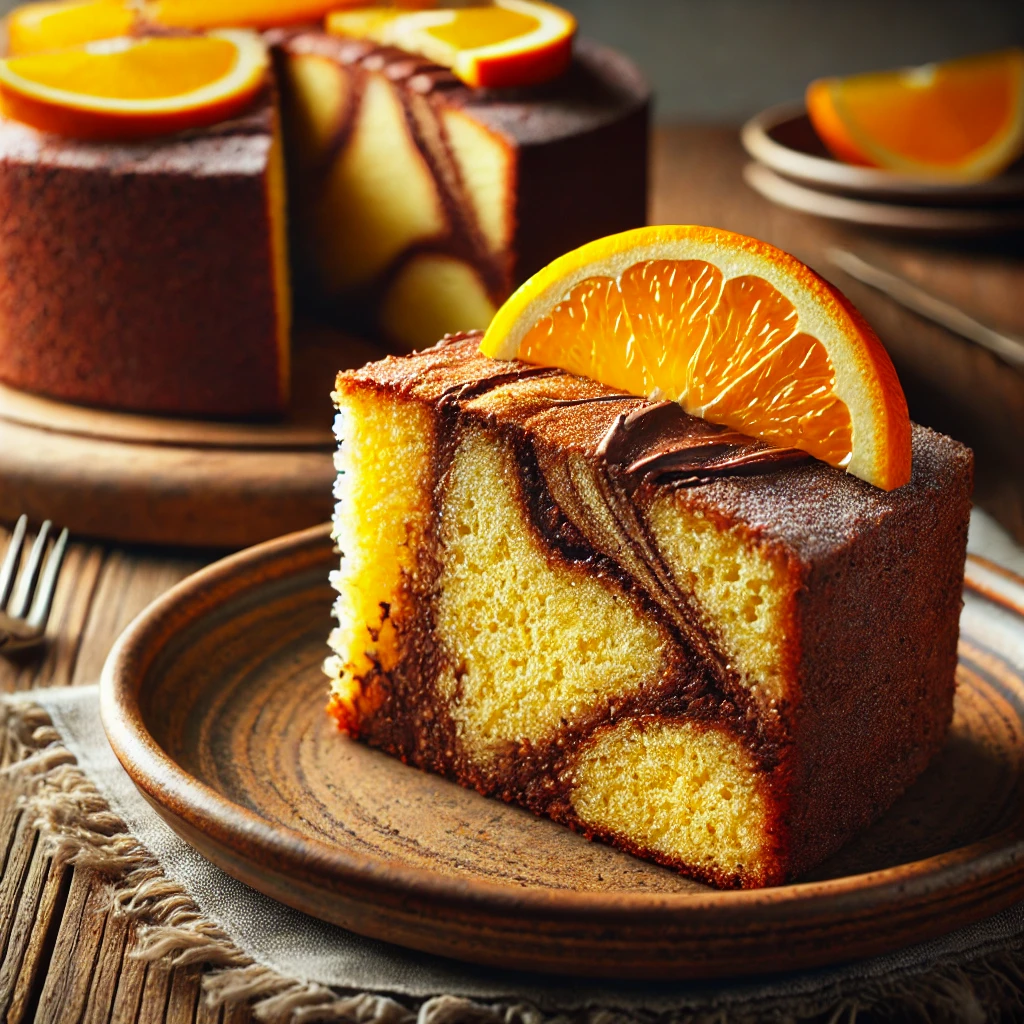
325 333 972 889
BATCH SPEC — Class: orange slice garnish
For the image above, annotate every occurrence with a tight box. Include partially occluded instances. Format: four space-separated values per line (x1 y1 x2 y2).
807 49 1024 181
480 226 911 491
0 30 269 140
6 1 136 55
5 0 343 53
326 0 576 89
147 0 346 29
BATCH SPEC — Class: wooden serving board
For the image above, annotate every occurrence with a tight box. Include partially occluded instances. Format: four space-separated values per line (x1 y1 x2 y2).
100 525 1024 980
0 326 384 549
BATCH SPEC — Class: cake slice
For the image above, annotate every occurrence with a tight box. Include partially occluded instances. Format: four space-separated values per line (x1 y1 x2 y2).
326 333 972 889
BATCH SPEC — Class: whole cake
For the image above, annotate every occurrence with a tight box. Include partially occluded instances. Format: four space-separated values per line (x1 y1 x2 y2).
326 333 972 888
0 4 648 416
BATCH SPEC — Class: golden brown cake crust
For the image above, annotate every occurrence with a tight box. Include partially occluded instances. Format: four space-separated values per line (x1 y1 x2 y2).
331 335 973 888
0 92 287 417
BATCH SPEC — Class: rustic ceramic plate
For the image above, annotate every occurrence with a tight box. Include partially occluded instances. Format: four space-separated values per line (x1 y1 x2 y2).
741 103 1024 205
100 524 1024 980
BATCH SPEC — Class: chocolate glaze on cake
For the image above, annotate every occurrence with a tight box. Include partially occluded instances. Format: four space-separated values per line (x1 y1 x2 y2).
330 334 973 887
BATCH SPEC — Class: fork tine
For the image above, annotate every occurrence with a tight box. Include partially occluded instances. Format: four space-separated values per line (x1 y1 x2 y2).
8 520 52 619
27 527 69 632
0 515 28 609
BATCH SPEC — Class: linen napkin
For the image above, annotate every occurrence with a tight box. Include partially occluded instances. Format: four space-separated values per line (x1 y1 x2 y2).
5 507 1024 1023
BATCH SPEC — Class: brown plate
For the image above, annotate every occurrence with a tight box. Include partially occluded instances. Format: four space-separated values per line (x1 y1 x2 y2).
100 524 1024 979
741 103 1024 205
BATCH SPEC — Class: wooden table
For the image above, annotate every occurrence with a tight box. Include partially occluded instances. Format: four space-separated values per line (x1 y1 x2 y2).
1 126 1022 1024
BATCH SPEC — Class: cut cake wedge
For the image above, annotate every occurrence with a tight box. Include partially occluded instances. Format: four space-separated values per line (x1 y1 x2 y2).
326 333 972 889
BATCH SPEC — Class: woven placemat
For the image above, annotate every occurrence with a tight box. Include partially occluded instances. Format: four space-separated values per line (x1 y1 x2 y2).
3 682 1024 1024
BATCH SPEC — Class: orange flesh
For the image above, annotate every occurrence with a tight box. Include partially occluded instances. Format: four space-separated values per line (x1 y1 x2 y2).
426 8 540 49
520 259 854 467
6 36 239 99
149 0 341 29
834 58 1019 165
6 0 136 55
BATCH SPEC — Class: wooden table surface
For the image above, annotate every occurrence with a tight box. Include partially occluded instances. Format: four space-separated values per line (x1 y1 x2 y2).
1 126 1022 1024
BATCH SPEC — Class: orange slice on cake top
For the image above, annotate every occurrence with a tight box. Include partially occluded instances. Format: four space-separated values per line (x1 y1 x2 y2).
6 0 345 52
327 0 577 88
807 48 1024 181
480 225 912 491
0 29 269 140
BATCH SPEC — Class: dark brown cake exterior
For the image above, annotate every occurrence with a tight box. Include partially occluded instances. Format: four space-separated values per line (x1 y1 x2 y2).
327 334 973 888
0 91 290 417
276 33 649 349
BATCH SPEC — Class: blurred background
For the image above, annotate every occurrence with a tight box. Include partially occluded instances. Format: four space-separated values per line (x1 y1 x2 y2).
561 0 1024 122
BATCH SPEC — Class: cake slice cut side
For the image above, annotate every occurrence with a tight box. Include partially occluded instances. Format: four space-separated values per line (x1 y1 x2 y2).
327 334 972 888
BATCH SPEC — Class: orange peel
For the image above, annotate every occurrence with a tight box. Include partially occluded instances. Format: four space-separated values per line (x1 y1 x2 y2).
481 225 912 491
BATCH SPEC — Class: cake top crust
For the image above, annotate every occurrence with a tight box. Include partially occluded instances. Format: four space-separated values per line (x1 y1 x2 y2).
337 333 974 563
274 32 650 145
0 86 275 176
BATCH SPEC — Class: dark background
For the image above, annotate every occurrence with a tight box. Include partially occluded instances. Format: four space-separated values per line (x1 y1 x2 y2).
560 0 1024 121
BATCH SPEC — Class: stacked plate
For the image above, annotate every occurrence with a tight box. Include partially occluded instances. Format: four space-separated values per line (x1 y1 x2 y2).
741 103 1024 237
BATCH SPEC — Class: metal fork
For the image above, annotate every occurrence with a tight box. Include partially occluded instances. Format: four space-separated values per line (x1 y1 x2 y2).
0 516 70 652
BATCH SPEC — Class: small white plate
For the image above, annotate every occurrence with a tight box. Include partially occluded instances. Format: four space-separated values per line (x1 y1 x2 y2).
741 103 1024 207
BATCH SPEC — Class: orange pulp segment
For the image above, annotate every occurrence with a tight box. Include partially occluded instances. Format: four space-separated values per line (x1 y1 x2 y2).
0 29 269 140
326 0 576 89
481 226 912 491
807 48 1024 181
6 0 136 56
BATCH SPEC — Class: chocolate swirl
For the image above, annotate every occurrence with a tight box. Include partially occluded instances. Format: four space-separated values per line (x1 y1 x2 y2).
597 401 809 486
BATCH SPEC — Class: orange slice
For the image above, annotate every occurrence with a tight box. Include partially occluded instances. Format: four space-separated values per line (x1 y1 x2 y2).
148 0 346 30
480 226 911 491
326 0 576 89
807 49 1024 181
6 1 137 56
0 30 269 140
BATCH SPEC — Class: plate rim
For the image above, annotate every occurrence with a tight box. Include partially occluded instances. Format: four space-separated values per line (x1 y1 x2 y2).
740 102 1024 202
742 161 1024 234
100 524 1024 938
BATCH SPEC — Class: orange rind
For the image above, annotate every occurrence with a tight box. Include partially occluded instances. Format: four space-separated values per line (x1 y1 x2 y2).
807 49 1024 181
481 225 912 491
0 29 269 140
326 0 576 89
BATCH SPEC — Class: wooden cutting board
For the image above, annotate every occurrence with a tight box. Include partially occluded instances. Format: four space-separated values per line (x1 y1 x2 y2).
0 326 384 549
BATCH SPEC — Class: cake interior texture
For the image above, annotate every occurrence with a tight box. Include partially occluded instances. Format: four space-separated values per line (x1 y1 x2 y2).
0 28 648 416
327 334 973 889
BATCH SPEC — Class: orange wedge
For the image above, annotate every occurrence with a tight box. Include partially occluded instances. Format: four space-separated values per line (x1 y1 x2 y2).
148 0 346 29
326 0 576 89
0 30 269 140
807 49 1024 181
6 0 136 55
481 226 912 491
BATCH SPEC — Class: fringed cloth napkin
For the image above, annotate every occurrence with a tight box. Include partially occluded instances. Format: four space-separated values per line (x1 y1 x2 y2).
2 510 1024 1024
